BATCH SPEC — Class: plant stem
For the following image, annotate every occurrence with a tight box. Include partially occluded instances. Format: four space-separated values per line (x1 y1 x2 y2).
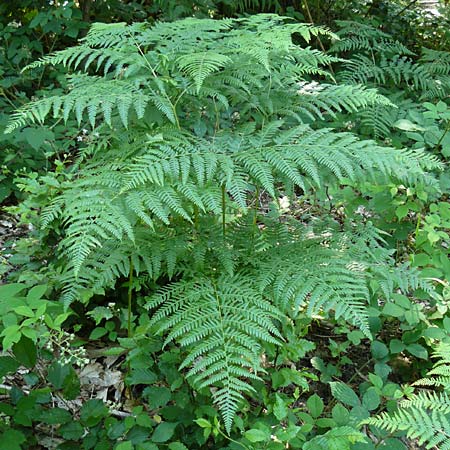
193 204 199 237
302 0 334 76
436 120 450 149
216 426 250 450
253 186 259 226
222 184 226 238
128 257 134 338
414 213 421 242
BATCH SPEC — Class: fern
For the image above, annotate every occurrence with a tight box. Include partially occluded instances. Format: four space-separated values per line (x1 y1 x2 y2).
7 74 151 130
42 125 442 274
365 342 450 449
330 20 414 56
8 14 442 431
177 52 232 93
331 21 450 101
146 275 283 432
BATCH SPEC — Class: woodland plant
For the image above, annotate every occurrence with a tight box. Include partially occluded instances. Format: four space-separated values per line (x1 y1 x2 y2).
367 341 450 449
3 11 449 448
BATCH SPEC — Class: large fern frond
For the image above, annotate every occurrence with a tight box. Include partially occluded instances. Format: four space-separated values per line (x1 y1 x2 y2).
145 275 283 432
365 342 450 449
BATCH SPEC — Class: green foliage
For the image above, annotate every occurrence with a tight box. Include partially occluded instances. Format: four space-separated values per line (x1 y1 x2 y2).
6 11 446 434
2 2 450 449
0 1 89 201
147 275 283 431
366 342 450 449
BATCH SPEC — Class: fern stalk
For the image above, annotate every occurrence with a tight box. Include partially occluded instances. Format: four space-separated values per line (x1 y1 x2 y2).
222 185 226 238
436 120 450 149
127 257 134 338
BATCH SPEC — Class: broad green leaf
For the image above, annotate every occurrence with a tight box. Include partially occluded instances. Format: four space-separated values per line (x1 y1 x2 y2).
0 429 26 450
194 418 212 428
423 327 446 339
395 204 409 220
47 362 72 390
13 306 35 317
0 283 25 300
168 443 189 450
382 303 404 317
27 284 48 301
362 387 380 411
126 368 158 385
244 429 268 443
406 343 428 359
12 336 37 368
330 382 361 408
80 399 109 427
0 356 20 377
389 339 406 353
59 421 84 440
151 422 178 443
39 407 72 424
307 394 324 419
332 404 349 426
142 386 171 410
394 119 425 132
115 442 133 450
273 394 288 420
371 341 389 360
136 444 158 450
89 326 108 339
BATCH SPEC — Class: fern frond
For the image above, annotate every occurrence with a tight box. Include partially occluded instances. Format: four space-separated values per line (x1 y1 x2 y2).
366 342 450 449
146 275 283 432
6 75 149 131
366 408 450 449
177 52 231 93
400 391 450 413
330 20 413 56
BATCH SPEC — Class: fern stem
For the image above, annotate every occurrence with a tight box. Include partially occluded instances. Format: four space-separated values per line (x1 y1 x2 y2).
127 257 134 338
436 120 450 149
414 212 421 243
128 32 181 130
213 97 220 136
253 187 260 226
194 204 199 237
216 425 250 450
302 0 334 76
222 184 226 238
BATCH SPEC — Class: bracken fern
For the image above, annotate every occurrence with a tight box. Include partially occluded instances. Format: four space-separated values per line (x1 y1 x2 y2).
7 14 442 431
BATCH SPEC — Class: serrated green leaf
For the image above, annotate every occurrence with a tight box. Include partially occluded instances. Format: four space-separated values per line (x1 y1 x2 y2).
362 387 380 411
330 382 361 408
168 443 189 450
307 394 324 419
273 394 288 420
406 343 428 359
244 429 268 443
151 422 178 443
194 418 212 428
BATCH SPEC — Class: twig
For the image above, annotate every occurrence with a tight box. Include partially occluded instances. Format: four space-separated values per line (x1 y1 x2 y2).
392 0 420 20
